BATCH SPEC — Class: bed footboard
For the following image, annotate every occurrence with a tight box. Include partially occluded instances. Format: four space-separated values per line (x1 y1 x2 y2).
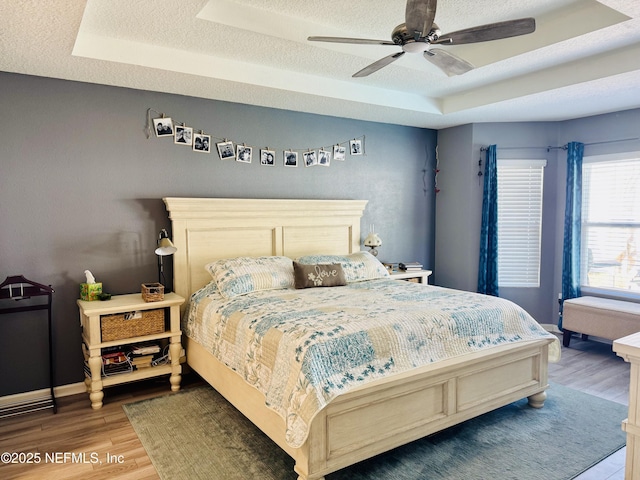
295 339 551 480
187 326 551 480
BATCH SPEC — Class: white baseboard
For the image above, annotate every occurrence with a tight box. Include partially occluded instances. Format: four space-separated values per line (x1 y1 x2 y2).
0 382 86 408
541 323 561 334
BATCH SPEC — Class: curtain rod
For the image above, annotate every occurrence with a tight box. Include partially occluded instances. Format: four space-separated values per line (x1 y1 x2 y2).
480 137 640 152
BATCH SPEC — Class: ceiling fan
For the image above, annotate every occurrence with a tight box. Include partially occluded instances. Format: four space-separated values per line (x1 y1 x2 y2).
307 0 535 77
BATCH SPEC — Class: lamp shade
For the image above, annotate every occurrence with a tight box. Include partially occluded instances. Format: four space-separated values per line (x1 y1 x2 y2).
155 237 177 256
364 232 382 248
155 229 177 256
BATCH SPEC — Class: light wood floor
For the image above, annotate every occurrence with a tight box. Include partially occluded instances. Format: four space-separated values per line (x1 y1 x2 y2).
0 335 631 480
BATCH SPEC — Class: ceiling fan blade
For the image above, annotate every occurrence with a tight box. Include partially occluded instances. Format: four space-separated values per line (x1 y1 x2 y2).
308 36 396 46
405 0 437 38
424 49 474 76
433 17 535 45
353 52 405 77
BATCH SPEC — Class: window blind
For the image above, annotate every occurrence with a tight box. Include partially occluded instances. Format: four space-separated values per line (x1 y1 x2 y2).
581 153 640 293
497 159 546 287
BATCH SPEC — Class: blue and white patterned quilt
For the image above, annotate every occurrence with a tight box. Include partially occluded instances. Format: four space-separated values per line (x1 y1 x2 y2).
184 279 559 448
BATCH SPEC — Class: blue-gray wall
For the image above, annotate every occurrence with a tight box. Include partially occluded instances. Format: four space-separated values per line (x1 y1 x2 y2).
0 72 437 396
436 110 640 325
2 68 638 397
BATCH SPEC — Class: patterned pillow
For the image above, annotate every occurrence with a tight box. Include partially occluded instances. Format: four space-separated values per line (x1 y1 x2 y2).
293 262 347 289
205 256 294 299
294 251 389 283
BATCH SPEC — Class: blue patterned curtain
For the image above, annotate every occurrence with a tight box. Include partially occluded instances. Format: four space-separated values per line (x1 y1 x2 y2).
478 145 499 296
559 141 584 329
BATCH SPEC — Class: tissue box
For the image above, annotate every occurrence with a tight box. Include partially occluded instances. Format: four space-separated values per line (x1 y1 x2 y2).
80 282 102 301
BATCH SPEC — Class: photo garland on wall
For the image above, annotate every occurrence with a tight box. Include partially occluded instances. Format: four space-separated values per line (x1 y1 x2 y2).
145 108 366 169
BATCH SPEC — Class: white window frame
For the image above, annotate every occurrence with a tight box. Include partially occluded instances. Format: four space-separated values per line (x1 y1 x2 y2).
496 159 546 288
580 151 640 298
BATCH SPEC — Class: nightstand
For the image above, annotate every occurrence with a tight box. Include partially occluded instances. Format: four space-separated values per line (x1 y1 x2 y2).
77 292 184 409
390 270 432 284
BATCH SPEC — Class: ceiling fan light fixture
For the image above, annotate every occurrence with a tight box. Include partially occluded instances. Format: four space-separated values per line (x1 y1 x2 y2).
403 41 429 54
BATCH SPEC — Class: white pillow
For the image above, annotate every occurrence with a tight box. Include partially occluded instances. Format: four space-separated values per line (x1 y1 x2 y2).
205 256 294 299
294 251 389 283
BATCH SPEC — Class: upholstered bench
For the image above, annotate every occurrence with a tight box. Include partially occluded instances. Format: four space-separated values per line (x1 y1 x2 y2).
563 296 640 347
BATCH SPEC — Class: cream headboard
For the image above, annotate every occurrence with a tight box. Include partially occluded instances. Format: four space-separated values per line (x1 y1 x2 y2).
162 197 368 302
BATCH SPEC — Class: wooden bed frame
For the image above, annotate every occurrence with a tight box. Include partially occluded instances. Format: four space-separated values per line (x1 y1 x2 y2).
164 197 553 480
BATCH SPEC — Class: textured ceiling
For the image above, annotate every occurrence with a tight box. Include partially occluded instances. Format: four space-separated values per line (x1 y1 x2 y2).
1 0 640 128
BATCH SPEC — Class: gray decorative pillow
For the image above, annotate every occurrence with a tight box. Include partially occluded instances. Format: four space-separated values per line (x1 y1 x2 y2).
293 262 347 289
294 251 389 283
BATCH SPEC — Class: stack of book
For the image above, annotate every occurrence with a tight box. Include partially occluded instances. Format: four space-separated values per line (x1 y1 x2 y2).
101 350 132 376
382 262 398 274
399 262 423 271
83 343 164 378
127 343 161 370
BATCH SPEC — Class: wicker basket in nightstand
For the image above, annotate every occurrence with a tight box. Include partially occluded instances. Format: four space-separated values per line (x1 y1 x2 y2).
100 309 165 342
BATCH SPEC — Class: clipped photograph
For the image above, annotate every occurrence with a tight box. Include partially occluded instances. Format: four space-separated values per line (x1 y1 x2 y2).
284 150 298 167
303 150 317 167
153 117 174 137
174 125 193 146
236 145 252 163
333 144 346 161
318 149 331 166
216 140 235 160
349 138 362 155
193 133 211 153
260 149 275 166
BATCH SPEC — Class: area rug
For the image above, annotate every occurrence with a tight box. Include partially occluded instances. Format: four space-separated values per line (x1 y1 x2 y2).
123 383 626 480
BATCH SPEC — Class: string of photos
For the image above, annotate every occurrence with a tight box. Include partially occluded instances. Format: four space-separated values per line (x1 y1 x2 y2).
145 108 366 168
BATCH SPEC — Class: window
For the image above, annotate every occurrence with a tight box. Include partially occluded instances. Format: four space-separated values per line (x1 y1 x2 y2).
497 159 546 287
581 152 640 294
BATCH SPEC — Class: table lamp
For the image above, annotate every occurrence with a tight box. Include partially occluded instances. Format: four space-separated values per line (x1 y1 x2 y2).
155 229 177 288
364 225 382 257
